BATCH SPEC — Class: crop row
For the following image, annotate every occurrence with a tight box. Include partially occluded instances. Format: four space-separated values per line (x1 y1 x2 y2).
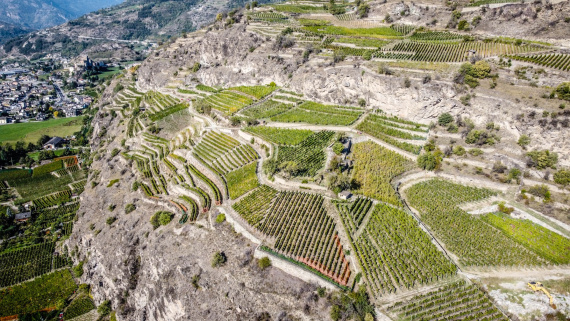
271 101 363 126
0 242 70 287
351 142 415 206
482 212 570 264
334 198 373 235
226 162 260 199
244 126 314 145
179 195 199 222
387 280 508 321
230 85 278 99
0 269 77 318
508 53 570 72
32 189 72 209
389 41 542 62
202 90 254 115
234 189 351 285
405 179 547 267
410 31 463 42
358 115 427 140
275 131 335 177
351 204 457 297
356 119 423 155
241 99 294 119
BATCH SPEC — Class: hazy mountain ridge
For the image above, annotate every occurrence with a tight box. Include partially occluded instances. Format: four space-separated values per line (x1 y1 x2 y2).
0 0 276 60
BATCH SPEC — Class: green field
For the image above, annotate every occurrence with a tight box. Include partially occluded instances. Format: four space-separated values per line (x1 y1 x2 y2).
0 117 84 144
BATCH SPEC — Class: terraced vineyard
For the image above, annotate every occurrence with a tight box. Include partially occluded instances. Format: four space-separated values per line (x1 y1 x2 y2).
271 101 363 126
389 41 542 62
349 204 457 297
233 186 351 285
357 115 427 155
387 280 509 321
335 198 373 236
244 126 314 145
201 85 277 115
142 91 189 121
241 99 295 119
410 31 463 42
509 53 570 71
0 242 71 287
274 131 335 177
405 180 547 267
352 142 415 206
249 12 289 23
482 212 570 264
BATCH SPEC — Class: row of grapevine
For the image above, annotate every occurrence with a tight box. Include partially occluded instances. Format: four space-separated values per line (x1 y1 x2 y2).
178 195 199 222
387 41 543 62
405 179 547 267
410 31 464 42
32 190 72 209
34 202 80 226
271 101 363 125
275 131 336 177
229 85 278 99
358 115 428 140
0 269 77 318
243 126 314 145
194 131 259 175
249 12 289 23
351 142 416 206
233 187 351 286
351 204 457 297
0 242 71 287
202 90 254 115
391 24 416 36
334 198 373 235
482 212 570 264
356 119 423 155
387 280 509 321
241 99 295 119
508 53 570 71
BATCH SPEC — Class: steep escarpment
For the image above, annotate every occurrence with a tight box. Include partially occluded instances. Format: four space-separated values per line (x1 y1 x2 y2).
67 79 331 321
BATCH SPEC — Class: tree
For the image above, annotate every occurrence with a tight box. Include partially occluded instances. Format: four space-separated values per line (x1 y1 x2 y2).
457 20 469 30
125 204 136 214
357 3 370 18
212 251 227 267
279 161 300 178
526 150 558 169
472 60 491 78
418 150 442 171
438 113 453 126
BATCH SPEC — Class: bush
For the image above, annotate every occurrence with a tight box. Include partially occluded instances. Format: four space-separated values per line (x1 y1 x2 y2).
215 213 226 223
468 148 483 156
418 150 442 171
192 62 201 73
457 20 469 30
211 251 227 267
97 300 112 317
526 150 558 169
106 216 117 225
332 142 344 155
125 204 136 214
498 202 514 214
552 82 570 101
518 135 531 148
73 261 84 277
453 145 466 156
258 257 271 270
150 211 174 229
438 113 453 126
528 185 551 201
110 148 119 158
554 170 570 186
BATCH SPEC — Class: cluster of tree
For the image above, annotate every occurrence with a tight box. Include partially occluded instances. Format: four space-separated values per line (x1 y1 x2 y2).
454 60 493 88
329 286 375 321
326 0 346 15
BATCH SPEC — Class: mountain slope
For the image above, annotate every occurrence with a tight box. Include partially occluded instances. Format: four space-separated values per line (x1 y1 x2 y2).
0 0 123 30
0 0 275 59
0 21 30 44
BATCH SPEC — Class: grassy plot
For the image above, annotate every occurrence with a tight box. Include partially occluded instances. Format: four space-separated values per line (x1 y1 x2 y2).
0 117 84 144
0 269 76 317
244 126 314 145
482 212 570 264
227 162 259 199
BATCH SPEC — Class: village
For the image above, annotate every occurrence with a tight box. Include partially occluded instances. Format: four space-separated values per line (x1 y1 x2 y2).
0 56 125 125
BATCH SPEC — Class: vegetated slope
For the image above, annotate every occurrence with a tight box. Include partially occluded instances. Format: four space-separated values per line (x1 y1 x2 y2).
0 22 30 44
0 0 274 59
0 0 122 30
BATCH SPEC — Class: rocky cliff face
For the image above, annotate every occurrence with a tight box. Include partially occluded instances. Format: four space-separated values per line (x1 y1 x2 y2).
137 22 570 166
